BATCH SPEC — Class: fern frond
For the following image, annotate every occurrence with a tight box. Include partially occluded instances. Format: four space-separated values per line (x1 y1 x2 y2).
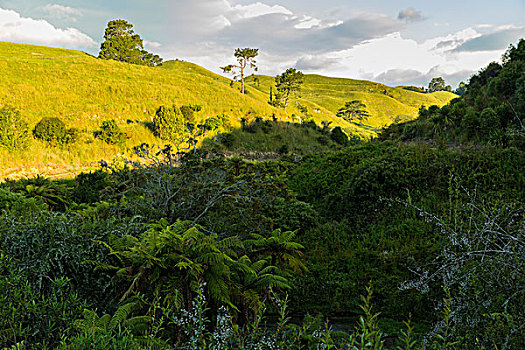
109 300 141 330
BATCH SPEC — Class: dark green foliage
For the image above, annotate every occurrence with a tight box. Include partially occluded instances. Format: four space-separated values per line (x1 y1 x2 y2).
0 212 144 313
0 255 85 349
0 188 45 215
96 119 127 144
6 175 70 211
278 143 289 154
33 117 67 144
57 331 145 350
73 170 109 204
288 142 524 324
0 105 29 150
0 137 522 347
220 133 235 148
403 86 426 93
428 77 446 92
336 100 370 123
454 82 467 95
99 19 162 67
383 39 525 149
330 126 348 146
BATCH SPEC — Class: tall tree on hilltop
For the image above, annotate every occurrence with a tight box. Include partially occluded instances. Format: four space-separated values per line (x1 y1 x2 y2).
99 19 162 67
428 77 446 92
274 68 304 112
221 48 259 94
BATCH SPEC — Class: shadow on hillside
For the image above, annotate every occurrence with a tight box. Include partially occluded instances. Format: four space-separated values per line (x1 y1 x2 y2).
197 118 360 160
141 121 156 134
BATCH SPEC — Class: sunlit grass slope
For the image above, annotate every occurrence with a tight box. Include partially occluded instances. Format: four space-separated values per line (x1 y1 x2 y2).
0 42 281 127
246 74 457 136
0 41 456 178
0 41 285 177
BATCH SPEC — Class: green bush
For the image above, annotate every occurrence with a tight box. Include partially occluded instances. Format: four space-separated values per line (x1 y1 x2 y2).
180 105 195 122
152 105 186 142
0 106 29 149
220 133 235 148
96 120 127 144
57 332 146 350
278 143 289 154
330 126 348 146
0 254 84 349
7 175 70 211
0 212 138 312
205 114 224 130
0 188 45 215
33 117 67 144
73 170 109 204
65 127 81 144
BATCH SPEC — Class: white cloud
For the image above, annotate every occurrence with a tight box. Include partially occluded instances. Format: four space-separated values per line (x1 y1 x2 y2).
43 4 81 16
0 7 96 48
294 15 321 29
144 40 162 49
42 4 82 22
231 2 292 19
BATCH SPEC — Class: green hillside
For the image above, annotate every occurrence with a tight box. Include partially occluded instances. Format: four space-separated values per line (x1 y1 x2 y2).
0 41 455 178
246 74 457 137
0 41 283 177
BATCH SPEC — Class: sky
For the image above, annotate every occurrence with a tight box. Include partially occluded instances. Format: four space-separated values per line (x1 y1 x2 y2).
0 1 524 88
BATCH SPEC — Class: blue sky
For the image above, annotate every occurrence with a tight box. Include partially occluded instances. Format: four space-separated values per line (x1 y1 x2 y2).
1 1 524 87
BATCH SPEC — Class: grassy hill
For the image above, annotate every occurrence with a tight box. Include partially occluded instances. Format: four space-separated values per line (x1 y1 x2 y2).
0 41 284 177
0 41 456 178
245 74 457 138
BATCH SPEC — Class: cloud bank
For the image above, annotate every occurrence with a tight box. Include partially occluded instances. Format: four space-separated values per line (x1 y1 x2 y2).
0 7 95 49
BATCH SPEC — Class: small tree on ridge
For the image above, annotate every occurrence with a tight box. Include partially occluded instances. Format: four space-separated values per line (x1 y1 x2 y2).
221 48 259 94
274 68 304 112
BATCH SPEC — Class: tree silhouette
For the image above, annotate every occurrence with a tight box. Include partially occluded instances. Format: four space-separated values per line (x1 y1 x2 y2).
221 48 259 94
336 100 370 123
274 68 304 112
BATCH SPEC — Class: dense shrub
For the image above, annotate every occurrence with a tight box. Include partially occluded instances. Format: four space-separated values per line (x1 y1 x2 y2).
278 143 289 154
220 133 235 148
180 105 195 122
33 117 67 144
0 188 45 215
0 212 143 312
330 126 348 146
381 39 525 149
205 114 225 130
0 255 85 349
65 127 81 144
288 142 524 324
0 105 30 149
152 105 186 142
6 175 71 211
96 120 127 144
72 170 109 204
